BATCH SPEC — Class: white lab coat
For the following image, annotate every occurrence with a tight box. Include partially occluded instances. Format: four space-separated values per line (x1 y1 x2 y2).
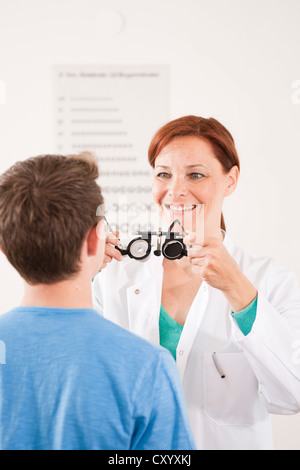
92 231 300 450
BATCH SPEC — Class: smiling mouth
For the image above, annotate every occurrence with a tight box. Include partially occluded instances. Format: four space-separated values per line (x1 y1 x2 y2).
164 204 197 212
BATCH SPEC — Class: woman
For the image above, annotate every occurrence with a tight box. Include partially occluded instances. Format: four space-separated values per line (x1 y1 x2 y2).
92 115 300 450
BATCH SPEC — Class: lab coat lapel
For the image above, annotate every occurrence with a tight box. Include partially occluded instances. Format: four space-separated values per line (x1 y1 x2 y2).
125 254 163 344
176 232 235 381
176 282 209 381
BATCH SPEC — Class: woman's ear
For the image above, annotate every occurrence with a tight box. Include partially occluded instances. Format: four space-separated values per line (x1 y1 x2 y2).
224 165 239 197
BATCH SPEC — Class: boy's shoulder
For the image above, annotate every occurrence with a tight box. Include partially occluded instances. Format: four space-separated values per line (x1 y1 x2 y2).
0 306 171 371
97 308 169 360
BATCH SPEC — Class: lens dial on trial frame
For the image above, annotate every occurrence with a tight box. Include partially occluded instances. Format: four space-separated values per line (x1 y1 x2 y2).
162 238 186 260
111 219 188 261
126 237 152 260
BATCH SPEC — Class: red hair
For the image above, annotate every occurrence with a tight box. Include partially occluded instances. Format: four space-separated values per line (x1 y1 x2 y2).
148 115 240 231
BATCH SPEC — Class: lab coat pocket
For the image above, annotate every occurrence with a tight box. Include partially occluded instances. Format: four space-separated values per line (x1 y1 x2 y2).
203 352 263 426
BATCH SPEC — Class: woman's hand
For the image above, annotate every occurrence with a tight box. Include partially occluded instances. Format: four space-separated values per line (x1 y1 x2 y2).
100 231 123 270
184 232 257 312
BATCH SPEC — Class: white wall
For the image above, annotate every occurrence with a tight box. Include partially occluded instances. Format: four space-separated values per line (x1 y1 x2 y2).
0 0 299 449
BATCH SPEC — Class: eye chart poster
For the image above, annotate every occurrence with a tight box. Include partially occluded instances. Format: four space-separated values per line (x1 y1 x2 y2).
54 65 169 239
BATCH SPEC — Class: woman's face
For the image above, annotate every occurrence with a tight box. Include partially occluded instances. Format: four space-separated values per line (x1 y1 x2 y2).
152 136 238 239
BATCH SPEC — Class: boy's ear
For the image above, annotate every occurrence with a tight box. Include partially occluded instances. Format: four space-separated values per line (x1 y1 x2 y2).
86 225 100 256
86 221 106 256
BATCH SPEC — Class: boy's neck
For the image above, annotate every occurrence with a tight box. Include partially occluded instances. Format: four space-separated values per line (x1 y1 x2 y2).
20 275 94 310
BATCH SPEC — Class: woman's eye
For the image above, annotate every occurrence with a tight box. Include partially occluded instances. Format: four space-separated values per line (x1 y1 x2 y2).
189 173 204 180
156 172 171 178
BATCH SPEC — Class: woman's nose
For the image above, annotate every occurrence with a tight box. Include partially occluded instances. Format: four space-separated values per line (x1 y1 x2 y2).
168 177 188 199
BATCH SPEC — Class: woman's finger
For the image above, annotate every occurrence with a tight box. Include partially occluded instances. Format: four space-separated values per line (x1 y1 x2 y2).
187 246 208 259
105 242 123 262
106 232 119 246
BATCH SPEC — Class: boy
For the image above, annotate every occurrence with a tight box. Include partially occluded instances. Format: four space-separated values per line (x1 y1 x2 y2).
0 153 195 450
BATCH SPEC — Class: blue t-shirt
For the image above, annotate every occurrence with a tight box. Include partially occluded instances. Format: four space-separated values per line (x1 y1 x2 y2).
0 307 195 450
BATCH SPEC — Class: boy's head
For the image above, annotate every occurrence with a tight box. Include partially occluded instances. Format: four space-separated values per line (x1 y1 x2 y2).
0 152 105 284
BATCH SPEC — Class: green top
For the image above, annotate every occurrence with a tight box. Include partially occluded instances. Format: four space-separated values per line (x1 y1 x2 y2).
159 304 184 361
231 295 258 336
159 296 258 361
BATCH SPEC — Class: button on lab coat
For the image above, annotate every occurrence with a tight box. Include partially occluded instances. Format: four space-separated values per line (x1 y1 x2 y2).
92 232 300 450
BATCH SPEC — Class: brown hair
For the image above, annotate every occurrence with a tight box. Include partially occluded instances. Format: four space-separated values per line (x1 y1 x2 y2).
0 152 104 284
148 115 240 231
